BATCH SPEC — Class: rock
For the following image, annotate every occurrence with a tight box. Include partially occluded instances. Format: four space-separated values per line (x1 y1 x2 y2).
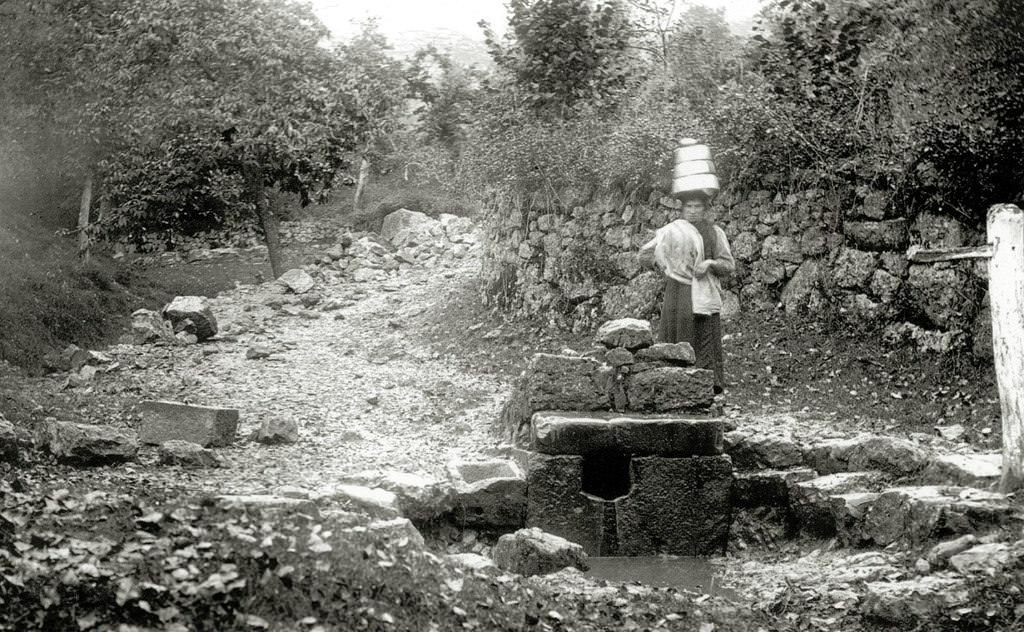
330 484 402 519
921 453 1001 488
761 235 803 264
843 219 910 251
341 470 454 523
446 553 498 572
926 534 979 567
0 416 20 462
595 319 654 350
157 440 222 468
780 260 821 315
358 517 426 549
860 486 1018 547
162 296 218 341
845 436 931 476
491 527 588 577
246 345 273 360
948 542 1015 575
324 245 346 261
634 342 696 365
830 248 877 290
253 417 299 444
905 263 983 329
216 494 320 518
278 268 316 294
626 367 715 412
352 267 386 283
530 412 724 457
599 272 663 321
69 348 114 372
934 424 967 442
139 400 239 447
788 472 885 538
862 574 970 625
45 420 138 465
448 459 527 528
604 347 634 367
129 308 175 344
381 209 443 247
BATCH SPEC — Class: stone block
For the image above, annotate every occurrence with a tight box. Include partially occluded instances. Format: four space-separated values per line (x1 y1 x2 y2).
45 421 138 465
526 453 608 555
788 472 885 537
615 455 733 556
626 367 715 412
530 412 723 456
157 440 222 468
726 431 805 470
449 459 527 528
492 527 589 577
843 219 909 252
343 470 455 523
139 400 239 447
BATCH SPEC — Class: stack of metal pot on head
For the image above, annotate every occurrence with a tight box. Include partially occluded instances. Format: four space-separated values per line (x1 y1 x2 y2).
671 138 719 199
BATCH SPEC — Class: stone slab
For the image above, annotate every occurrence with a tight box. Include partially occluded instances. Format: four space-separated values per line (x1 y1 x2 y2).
530 412 724 456
732 468 817 508
921 453 1001 488
139 400 239 447
788 472 885 538
615 455 733 556
46 421 138 465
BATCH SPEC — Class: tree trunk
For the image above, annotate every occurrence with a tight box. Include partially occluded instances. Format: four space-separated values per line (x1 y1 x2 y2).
988 204 1024 491
248 167 284 278
78 174 93 262
353 155 370 212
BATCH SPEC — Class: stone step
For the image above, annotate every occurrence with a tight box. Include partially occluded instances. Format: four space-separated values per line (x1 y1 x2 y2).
731 468 817 507
918 453 1001 489
787 471 888 538
530 411 724 456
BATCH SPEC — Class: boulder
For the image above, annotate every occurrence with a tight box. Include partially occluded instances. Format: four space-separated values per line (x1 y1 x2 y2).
788 472 885 538
731 468 817 508
926 534 979 568
381 209 443 247
634 342 695 365
329 484 402 519
725 431 804 470
448 459 527 528
341 470 454 523
45 421 138 465
604 347 634 367
446 553 498 572
162 296 218 341
278 269 316 294
130 308 175 344
157 440 222 468
863 574 970 625
595 319 654 350
761 235 803 264
253 417 299 445
626 367 715 412
138 400 239 447
491 527 589 577
600 272 663 321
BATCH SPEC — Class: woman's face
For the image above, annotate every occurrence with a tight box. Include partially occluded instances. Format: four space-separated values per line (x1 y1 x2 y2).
682 199 707 222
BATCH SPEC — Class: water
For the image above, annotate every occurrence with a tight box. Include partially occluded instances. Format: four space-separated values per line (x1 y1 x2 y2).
585 556 736 599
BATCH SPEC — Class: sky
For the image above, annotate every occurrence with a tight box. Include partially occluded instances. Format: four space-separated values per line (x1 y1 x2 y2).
310 0 766 40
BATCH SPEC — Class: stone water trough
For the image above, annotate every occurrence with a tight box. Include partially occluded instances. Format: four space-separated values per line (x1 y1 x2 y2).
501 318 732 556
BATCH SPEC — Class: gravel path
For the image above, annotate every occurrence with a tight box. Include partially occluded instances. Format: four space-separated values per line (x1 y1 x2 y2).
95 245 514 495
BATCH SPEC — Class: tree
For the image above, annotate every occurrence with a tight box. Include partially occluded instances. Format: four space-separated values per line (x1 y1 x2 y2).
332 21 407 213
1 0 362 277
481 0 638 117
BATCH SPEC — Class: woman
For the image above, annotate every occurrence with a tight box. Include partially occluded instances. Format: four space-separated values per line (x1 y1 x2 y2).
639 191 734 393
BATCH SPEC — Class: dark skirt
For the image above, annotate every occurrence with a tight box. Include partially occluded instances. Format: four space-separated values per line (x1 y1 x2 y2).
659 278 725 393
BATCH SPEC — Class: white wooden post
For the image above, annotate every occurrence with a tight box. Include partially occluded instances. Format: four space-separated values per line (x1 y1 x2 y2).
987 204 1024 491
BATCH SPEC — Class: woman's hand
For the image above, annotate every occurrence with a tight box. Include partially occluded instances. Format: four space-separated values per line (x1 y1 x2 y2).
694 260 712 277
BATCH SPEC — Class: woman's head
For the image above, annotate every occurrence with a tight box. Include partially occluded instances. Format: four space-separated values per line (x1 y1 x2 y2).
678 192 709 222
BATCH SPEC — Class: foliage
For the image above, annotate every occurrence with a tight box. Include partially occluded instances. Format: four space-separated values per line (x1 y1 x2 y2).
0 477 745 631
406 47 485 156
481 0 638 117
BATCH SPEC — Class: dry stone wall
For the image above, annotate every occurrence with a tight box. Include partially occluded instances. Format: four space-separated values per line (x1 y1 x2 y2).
480 187 992 356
